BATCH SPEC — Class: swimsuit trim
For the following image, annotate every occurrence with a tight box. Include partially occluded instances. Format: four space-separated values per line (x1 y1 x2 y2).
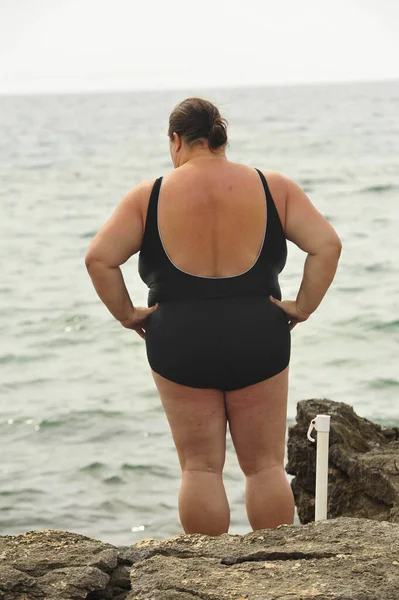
156 168 268 280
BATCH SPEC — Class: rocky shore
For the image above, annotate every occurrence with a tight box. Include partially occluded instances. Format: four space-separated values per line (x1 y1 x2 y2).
1 518 399 599
1 400 399 600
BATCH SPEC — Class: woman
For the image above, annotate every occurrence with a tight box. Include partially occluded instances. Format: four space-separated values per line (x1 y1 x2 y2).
85 98 341 536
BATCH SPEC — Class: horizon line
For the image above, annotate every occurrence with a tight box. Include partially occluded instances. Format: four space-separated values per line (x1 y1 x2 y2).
0 75 398 98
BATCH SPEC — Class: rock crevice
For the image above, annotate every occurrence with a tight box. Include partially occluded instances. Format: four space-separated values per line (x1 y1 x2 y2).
221 550 337 565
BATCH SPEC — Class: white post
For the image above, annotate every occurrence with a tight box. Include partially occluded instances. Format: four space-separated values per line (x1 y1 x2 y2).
307 414 331 521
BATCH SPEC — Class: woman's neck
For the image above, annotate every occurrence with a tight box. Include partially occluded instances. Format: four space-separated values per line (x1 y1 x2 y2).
179 147 227 167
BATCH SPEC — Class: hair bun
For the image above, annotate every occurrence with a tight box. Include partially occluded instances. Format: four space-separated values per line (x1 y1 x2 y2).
168 98 228 151
208 118 227 149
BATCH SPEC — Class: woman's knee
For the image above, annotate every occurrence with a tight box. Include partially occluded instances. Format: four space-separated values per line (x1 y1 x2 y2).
240 459 284 478
179 455 225 475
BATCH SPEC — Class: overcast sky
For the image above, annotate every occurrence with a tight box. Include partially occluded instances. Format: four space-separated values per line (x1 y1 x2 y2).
0 0 398 94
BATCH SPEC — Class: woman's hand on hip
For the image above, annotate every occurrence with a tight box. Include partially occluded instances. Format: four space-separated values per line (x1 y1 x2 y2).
269 296 310 330
119 304 159 339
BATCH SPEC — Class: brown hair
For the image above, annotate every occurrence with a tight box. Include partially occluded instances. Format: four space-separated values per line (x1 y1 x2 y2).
168 98 228 150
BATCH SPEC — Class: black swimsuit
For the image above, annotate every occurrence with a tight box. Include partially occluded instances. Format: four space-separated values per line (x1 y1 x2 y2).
138 168 290 391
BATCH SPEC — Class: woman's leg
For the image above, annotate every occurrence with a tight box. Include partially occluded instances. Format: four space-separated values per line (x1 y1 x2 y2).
225 367 294 530
152 371 229 536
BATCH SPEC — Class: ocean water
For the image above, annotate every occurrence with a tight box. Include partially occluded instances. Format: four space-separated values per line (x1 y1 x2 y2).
1 80 398 545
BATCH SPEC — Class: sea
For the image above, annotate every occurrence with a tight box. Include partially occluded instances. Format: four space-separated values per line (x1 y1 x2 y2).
1 80 398 546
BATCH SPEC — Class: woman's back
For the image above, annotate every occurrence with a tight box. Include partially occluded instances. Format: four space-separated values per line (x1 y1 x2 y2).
138 160 290 391
156 159 287 279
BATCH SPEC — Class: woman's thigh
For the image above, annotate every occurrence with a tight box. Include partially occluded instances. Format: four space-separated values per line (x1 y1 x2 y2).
225 367 289 475
152 371 227 472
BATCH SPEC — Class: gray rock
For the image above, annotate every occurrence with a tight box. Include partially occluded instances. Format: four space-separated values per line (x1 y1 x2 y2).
0 529 124 600
286 399 399 524
0 564 37 598
128 518 399 599
1 519 399 599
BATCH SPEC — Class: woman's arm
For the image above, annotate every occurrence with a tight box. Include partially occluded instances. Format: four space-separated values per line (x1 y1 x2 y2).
85 180 157 335
270 175 342 328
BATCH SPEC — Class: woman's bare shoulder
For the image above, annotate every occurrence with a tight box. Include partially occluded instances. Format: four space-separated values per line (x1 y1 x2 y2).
126 179 156 200
121 179 156 213
261 169 291 187
260 169 314 209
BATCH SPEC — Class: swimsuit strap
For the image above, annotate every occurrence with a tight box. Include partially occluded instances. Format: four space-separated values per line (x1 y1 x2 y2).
255 168 284 232
254 168 286 263
141 176 164 254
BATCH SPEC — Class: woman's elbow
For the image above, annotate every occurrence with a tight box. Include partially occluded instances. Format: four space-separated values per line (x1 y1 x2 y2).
323 236 342 266
312 236 342 264
334 236 343 258
85 239 97 269
331 235 342 257
85 252 103 272
85 253 94 271
85 253 116 273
